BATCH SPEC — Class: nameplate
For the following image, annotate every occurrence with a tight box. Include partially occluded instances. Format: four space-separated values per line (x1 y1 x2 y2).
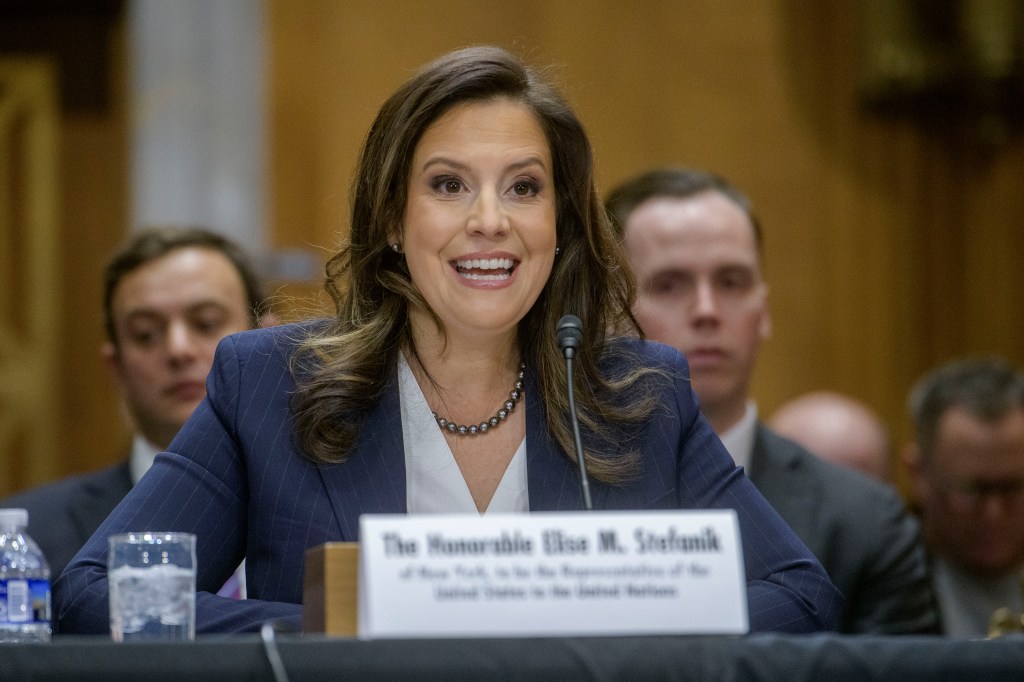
357 510 748 638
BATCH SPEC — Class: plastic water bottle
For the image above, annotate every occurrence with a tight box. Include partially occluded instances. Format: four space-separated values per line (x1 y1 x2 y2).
0 508 51 643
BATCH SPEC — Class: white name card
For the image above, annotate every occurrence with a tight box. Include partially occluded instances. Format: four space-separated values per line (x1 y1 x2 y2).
357 510 748 638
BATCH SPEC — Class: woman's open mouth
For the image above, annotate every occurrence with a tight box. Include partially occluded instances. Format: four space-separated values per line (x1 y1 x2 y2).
454 257 516 281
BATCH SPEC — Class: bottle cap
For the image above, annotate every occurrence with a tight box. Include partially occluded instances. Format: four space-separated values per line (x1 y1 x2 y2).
0 508 29 528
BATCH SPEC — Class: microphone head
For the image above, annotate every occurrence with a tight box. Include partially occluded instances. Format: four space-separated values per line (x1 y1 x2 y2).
557 314 584 352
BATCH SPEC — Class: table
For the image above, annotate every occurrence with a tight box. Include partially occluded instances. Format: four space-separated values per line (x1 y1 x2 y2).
5 632 1023 681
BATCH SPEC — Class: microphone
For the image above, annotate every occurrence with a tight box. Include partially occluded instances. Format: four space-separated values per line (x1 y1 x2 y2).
557 315 593 511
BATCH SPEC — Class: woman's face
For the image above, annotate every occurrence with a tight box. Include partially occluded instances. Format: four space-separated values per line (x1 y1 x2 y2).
399 98 557 345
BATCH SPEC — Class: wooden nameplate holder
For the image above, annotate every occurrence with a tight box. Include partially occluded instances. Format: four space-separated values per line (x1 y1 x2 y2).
303 542 359 636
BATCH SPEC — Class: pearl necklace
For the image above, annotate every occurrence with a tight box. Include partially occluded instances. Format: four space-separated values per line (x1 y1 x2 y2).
433 364 525 436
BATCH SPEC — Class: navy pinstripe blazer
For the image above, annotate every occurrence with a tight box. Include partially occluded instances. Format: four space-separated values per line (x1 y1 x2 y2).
55 323 842 635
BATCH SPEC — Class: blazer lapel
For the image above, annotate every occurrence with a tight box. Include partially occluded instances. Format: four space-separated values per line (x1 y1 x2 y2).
317 373 408 540
316 364 595 528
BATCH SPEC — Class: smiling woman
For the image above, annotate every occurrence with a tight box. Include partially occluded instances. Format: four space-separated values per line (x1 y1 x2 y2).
291 46 649 490
55 46 844 637
399 98 557 357
395 99 557 511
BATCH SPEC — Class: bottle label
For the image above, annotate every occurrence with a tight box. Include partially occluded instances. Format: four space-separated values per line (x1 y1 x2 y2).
0 578 51 625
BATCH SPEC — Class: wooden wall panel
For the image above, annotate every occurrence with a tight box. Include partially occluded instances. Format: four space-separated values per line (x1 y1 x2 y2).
266 0 1024 483
0 60 61 495
0 20 129 496
5 1 1021 496
57 21 131 481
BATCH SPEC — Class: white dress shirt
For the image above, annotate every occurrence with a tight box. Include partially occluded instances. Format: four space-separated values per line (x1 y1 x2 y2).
717 402 758 472
933 558 1024 638
129 434 161 485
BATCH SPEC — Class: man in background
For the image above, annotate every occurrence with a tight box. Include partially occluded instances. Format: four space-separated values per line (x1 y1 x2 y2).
904 358 1024 637
1 227 270 581
607 167 939 634
769 390 892 483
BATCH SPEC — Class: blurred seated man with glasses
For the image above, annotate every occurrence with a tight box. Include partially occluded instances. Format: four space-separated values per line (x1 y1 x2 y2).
904 357 1024 637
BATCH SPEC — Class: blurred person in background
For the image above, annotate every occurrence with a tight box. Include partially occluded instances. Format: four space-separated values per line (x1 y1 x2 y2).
769 390 892 483
607 166 939 634
1 227 270 584
904 357 1024 637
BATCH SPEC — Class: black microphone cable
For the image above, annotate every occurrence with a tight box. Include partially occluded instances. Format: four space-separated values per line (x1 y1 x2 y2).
556 314 593 511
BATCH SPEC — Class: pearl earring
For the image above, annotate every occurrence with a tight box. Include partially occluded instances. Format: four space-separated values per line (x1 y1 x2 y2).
555 246 561 256
391 243 401 253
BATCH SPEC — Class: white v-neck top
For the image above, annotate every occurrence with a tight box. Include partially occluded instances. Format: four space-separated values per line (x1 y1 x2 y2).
398 354 529 514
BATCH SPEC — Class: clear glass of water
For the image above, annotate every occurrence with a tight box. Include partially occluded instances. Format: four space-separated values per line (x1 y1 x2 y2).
108 532 196 642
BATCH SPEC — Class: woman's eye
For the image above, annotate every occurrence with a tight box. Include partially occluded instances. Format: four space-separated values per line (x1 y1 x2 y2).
511 180 540 197
433 176 463 194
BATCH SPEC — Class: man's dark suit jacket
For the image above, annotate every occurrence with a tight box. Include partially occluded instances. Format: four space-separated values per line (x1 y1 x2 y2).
55 324 842 635
0 461 132 580
749 425 940 634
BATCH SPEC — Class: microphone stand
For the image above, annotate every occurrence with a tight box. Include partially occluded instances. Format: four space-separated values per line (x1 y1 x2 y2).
557 315 593 511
